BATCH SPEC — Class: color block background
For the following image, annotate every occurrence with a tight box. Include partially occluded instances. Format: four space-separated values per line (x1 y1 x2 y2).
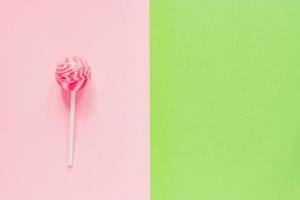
0 1 149 199
151 1 300 200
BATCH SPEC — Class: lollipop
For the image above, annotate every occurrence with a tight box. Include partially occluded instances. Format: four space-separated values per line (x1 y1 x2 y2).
56 56 91 167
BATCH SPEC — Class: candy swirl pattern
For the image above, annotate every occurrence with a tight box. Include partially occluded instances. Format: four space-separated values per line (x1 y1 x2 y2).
56 56 91 91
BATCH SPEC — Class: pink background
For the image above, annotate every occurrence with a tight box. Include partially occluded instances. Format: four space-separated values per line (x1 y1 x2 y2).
0 0 149 199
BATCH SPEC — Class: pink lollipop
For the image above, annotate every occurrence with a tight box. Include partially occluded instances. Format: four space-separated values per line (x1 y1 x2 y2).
56 56 91 167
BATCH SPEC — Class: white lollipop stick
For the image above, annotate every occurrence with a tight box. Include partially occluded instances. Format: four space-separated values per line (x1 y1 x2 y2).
68 91 76 167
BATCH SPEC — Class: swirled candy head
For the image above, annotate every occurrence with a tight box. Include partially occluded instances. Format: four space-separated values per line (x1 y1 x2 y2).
56 56 91 91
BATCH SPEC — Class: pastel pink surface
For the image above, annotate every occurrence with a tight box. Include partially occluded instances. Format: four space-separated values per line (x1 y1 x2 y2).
0 1 149 200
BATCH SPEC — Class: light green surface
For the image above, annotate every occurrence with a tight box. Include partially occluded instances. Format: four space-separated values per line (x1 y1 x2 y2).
151 1 300 199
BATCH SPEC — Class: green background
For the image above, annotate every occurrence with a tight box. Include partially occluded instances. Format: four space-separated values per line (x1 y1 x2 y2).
151 1 300 199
